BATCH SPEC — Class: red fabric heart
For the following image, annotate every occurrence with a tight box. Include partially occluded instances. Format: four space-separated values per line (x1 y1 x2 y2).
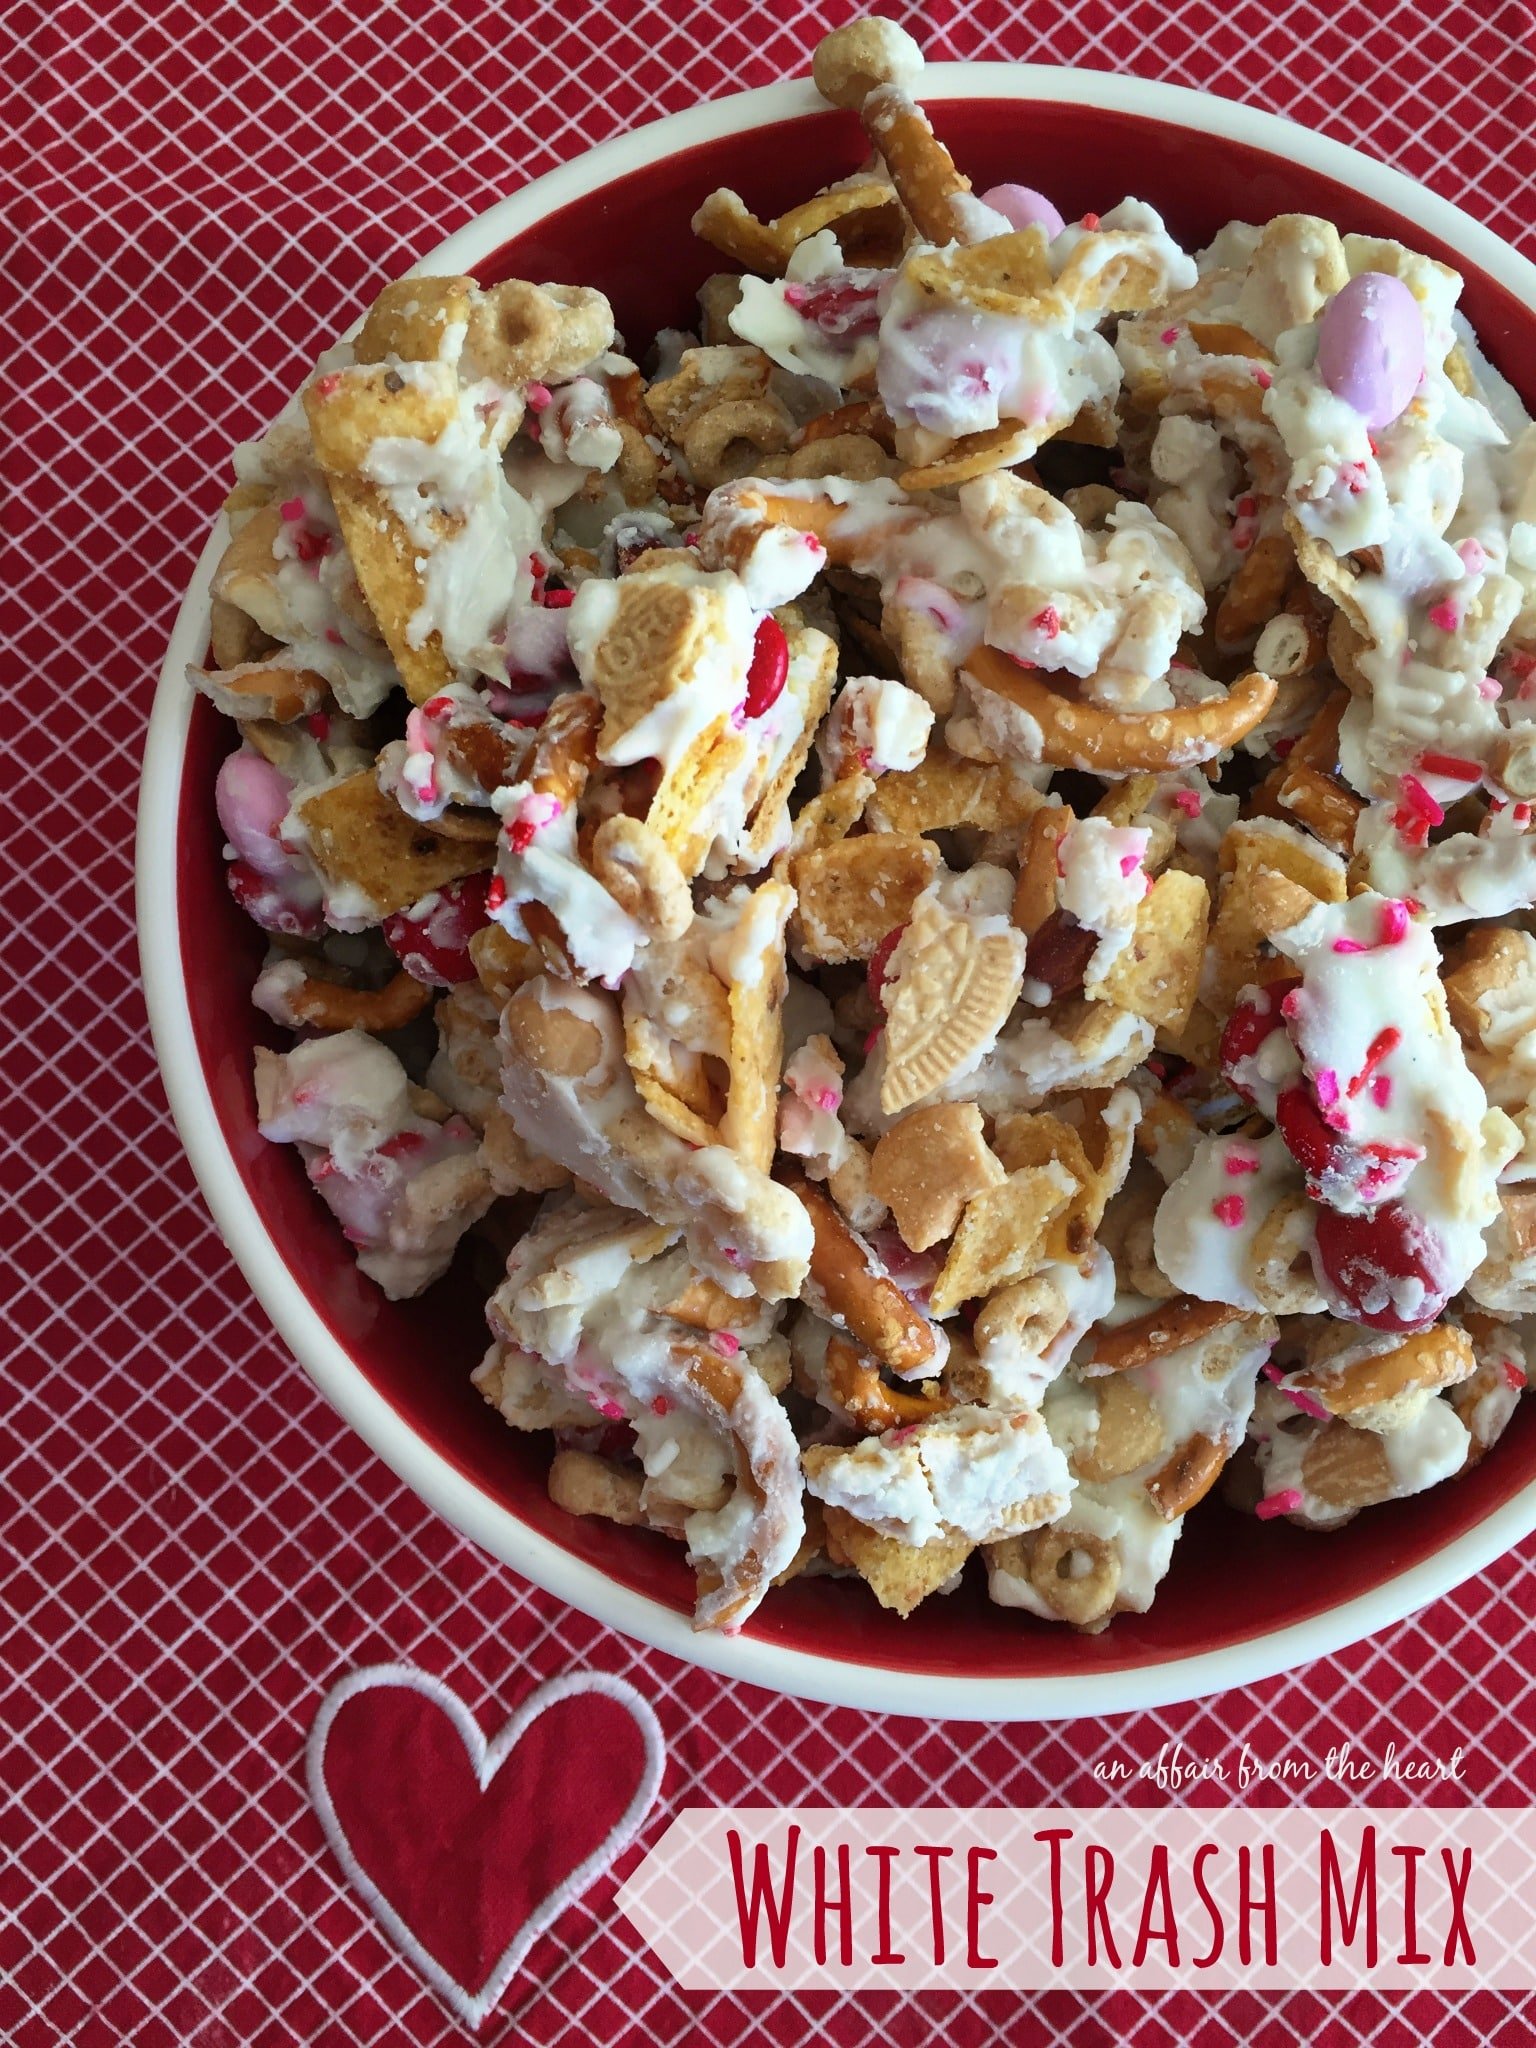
308 1667 664 2026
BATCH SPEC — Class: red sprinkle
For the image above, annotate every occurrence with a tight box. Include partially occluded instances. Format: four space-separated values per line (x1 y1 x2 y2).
1234 495 1258 519
1081 212 1101 229
1398 773 1444 827
713 1332 741 1358
315 373 342 398
539 586 574 609
1224 1149 1262 1176
1370 1074 1393 1109
651 1396 671 1416
1504 1360 1526 1391
1347 1026 1401 1099
1171 789 1203 817
279 495 306 522
1161 326 1180 344
306 712 331 740
1418 751 1482 782
485 875 507 913
1032 604 1062 638
1212 1194 1247 1228
1253 367 1273 390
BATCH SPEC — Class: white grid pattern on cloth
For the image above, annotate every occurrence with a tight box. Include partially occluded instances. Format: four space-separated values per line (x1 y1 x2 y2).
5 0 1536 2041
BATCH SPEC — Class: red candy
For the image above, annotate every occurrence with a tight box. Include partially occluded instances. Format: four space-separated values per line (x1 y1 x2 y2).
1219 976 1300 1097
780 276 883 338
867 924 907 1010
742 615 789 721
1313 1201 1451 1331
226 859 325 939
382 872 494 986
1275 1083 1346 1182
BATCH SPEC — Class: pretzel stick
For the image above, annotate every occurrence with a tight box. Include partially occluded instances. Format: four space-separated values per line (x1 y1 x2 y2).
860 86 976 245
1083 1297 1248 1373
278 968 435 1032
823 1332 951 1431
788 1174 943 1377
963 646 1277 772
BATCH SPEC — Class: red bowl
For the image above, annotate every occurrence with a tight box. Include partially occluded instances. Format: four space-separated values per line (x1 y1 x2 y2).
141 68 1536 1716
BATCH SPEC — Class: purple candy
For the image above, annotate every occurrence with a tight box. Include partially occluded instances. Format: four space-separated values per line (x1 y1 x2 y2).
1315 271 1426 431
979 183 1066 241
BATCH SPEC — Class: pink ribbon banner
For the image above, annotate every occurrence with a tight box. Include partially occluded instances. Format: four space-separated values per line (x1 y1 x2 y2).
617 1807 1534 1990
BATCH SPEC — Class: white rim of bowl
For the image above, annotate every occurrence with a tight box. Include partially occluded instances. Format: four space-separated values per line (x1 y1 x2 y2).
138 62 1536 1721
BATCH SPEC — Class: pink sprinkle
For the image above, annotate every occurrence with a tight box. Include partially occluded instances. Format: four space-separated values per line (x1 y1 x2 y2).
315 373 342 398
525 382 553 410
1171 789 1204 817
1370 1074 1393 1108
279 495 306 522
1253 367 1273 390
651 1396 671 1416
1225 1148 1261 1176
1032 604 1062 638
1399 772 1445 827
1477 675 1502 700
1342 462 1369 496
1255 1488 1303 1520
1212 1194 1247 1228
721 1245 745 1268
1119 853 1142 877
1081 212 1101 230
1331 937 1367 954
1378 899 1410 946
713 1332 741 1358
1315 1069 1340 1108
1280 1384 1330 1421
1427 600 1461 633
598 1400 626 1421
1233 530 1253 552
1280 989 1302 1021
1458 538 1487 575
1160 326 1180 344
811 1086 842 1113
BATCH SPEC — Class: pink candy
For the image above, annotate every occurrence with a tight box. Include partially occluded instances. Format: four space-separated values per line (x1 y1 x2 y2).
216 749 294 875
1212 1194 1247 1228
978 183 1065 239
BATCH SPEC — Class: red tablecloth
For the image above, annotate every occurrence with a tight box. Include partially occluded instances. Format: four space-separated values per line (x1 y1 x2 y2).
8 1 1536 2041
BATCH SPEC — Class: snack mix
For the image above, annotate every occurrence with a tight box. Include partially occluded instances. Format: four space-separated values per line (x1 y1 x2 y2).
197 18 1536 1634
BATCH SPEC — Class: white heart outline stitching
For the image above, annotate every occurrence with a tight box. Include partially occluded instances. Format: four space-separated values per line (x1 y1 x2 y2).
307 1662 666 2030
